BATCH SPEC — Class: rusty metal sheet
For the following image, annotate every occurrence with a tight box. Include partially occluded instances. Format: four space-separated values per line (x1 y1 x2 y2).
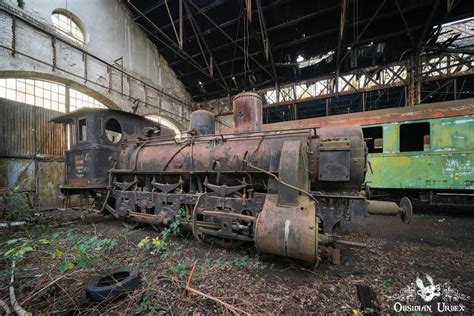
232 92 263 133
190 110 215 135
277 139 308 206
255 194 318 264
0 98 65 157
319 140 350 151
318 151 351 182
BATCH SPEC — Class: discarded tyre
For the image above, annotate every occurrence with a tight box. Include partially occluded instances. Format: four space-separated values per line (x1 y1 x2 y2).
86 266 141 301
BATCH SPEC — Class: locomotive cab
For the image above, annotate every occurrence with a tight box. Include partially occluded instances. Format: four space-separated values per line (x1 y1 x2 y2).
52 109 172 194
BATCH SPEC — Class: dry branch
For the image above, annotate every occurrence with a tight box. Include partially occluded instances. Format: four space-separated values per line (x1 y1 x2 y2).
9 261 32 316
21 269 81 305
0 298 12 315
184 261 250 315
185 287 250 316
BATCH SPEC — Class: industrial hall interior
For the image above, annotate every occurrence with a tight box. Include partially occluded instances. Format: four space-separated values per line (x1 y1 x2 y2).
0 0 473 314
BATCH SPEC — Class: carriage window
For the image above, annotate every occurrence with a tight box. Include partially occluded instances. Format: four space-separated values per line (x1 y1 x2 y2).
104 118 122 144
78 118 87 142
400 122 430 152
363 126 383 153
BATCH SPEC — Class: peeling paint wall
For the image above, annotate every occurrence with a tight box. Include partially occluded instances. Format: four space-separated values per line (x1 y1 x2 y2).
0 158 35 191
0 0 197 211
0 0 192 126
0 158 63 209
36 160 64 208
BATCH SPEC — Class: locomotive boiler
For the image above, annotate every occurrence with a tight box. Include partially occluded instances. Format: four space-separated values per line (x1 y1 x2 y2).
53 92 412 265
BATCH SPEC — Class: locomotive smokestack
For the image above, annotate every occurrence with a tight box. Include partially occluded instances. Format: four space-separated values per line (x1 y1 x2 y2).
232 92 262 133
189 109 215 135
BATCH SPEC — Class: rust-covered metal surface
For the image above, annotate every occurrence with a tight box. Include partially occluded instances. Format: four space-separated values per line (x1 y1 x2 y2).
255 195 318 263
232 92 263 133
52 108 174 189
263 98 474 130
0 98 65 209
189 110 215 135
54 92 411 265
261 98 474 210
124 125 366 192
0 98 65 157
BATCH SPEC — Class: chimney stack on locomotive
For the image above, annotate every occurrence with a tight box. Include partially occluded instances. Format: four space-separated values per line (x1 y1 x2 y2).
53 91 412 266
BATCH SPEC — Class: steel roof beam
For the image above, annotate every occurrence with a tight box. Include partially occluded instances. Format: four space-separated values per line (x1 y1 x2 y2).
187 0 274 79
394 0 416 48
256 0 279 91
417 0 441 51
168 5 341 66
180 8 427 81
169 2 427 68
183 0 230 92
162 2 338 57
127 0 228 91
338 0 386 66
133 0 226 22
186 25 425 91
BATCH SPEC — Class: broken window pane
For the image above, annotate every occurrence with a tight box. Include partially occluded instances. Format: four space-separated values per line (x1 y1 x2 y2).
399 122 430 152
363 126 383 153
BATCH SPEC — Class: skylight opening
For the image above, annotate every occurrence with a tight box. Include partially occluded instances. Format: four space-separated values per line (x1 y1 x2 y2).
297 51 334 69
435 17 474 47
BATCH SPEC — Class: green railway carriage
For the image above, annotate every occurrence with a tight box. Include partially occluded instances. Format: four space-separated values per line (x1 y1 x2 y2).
363 115 474 208
263 99 474 209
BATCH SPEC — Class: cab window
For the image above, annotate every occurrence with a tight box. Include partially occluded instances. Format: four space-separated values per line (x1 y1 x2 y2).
78 118 87 142
66 121 75 149
104 118 123 144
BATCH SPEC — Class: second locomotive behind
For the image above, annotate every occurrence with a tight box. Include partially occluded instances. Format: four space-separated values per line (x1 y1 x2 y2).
53 92 412 265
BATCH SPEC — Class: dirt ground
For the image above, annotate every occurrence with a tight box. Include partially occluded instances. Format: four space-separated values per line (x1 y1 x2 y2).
0 210 473 314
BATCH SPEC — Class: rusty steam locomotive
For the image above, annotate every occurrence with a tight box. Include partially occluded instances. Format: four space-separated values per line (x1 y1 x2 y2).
53 92 412 265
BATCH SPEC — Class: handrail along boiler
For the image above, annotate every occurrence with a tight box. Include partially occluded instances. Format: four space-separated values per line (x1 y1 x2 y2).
53 92 412 265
